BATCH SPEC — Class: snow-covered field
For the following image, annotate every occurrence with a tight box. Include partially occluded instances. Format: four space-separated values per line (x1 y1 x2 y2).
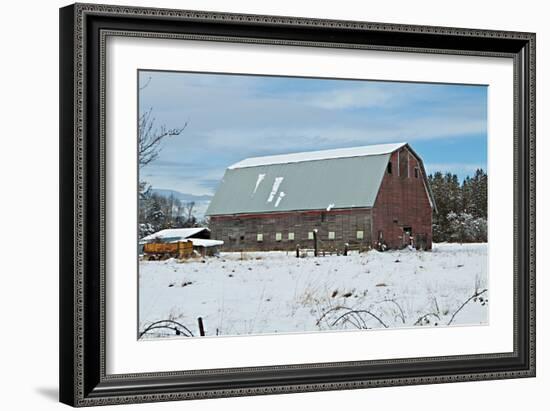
139 243 488 338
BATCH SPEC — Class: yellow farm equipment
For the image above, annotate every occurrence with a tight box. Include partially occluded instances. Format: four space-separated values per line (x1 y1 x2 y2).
143 241 194 260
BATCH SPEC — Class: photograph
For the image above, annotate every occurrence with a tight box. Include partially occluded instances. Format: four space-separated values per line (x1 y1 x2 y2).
137 70 489 339
56 2 536 406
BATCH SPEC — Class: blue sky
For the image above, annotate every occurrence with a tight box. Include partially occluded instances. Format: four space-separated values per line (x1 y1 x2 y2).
139 70 487 196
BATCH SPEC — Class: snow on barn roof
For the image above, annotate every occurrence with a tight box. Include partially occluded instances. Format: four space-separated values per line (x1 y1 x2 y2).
206 143 418 216
228 142 407 169
140 227 209 242
177 238 224 247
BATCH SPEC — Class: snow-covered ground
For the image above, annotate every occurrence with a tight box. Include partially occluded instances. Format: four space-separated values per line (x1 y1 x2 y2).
139 243 488 338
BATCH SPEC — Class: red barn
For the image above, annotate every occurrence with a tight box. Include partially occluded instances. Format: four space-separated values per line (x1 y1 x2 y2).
206 143 436 251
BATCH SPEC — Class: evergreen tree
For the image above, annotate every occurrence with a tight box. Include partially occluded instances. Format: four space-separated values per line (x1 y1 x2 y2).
461 175 476 216
471 168 488 219
428 172 446 242
429 168 488 243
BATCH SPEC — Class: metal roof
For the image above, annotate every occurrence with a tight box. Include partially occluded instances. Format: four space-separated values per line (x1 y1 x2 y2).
228 142 407 169
206 150 393 216
140 227 209 242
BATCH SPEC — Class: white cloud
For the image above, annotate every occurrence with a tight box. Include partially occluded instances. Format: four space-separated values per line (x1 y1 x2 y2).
302 84 395 110
202 114 486 152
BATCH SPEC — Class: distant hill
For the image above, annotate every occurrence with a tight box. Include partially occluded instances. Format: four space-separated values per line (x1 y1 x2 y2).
151 188 212 202
150 188 212 220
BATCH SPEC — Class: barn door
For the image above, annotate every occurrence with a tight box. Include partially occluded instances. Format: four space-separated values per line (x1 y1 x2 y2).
403 226 412 248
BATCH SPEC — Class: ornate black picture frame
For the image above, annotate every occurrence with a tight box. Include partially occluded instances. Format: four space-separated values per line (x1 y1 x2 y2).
59 3 535 407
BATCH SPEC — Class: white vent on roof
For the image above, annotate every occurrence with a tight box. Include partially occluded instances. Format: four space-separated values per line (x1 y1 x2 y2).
267 177 284 202
275 191 285 207
252 173 266 195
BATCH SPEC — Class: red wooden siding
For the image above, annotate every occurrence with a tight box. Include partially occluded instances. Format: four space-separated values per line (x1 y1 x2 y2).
372 148 433 249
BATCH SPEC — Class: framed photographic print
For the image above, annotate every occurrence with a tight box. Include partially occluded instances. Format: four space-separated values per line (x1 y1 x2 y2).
59 3 536 407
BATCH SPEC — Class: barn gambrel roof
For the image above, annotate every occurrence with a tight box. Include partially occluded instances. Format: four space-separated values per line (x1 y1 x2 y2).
205 143 435 216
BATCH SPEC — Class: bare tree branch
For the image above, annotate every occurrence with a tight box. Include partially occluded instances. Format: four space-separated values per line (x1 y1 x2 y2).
376 298 406 324
315 305 349 326
139 319 194 338
139 75 152 90
414 312 441 326
342 314 362 329
332 309 388 329
138 107 188 168
183 201 195 222
447 288 488 326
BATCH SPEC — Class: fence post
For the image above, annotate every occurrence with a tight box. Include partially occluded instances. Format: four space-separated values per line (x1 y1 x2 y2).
313 229 318 257
198 317 205 336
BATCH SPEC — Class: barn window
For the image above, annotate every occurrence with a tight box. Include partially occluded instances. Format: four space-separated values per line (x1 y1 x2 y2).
288 232 295 241
414 167 419 178
356 230 364 240
387 161 393 174
275 232 282 241
240 235 245 241
257 233 263 242
308 231 314 240
328 231 335 240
